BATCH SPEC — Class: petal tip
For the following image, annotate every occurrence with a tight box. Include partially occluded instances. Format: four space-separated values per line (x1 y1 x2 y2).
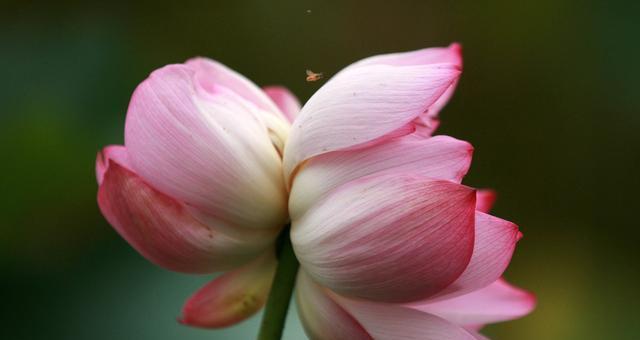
465 142 475 157
526 292 537 309
516 230 524 241
450 42 462 55
448 42 463 69
96 145 129 185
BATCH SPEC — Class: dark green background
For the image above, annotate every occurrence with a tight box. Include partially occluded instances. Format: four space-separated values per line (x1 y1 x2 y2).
1 1 638 339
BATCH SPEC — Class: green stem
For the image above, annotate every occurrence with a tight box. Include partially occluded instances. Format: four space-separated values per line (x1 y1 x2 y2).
258 226 299 340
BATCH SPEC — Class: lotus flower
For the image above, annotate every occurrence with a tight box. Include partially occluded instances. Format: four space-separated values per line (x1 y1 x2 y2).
96 43 534 339
96 59 291 325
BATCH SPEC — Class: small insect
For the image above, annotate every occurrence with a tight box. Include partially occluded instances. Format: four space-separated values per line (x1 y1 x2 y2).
306 69 323 82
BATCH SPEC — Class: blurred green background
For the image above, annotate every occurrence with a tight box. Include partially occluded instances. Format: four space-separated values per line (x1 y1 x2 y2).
1 1 638 339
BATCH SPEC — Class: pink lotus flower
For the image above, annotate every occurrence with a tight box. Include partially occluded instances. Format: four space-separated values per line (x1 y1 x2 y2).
96 43 534 338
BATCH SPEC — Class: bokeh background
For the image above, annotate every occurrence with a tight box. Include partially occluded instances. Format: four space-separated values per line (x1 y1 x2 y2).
2 1 638 339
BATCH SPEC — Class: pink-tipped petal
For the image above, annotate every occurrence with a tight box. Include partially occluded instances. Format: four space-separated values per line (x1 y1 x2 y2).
476 190 497 213
289 135 473 219
124 63 288 231
263 86 301 123
291 174 476 303
296 270 372 340
179 251 277 328
425 212 521 301
97 160 279 273
96 145 131 185
413 278 536 326
283 47 462 182
184 57 287 120
327 288 481 339
352 43 462 120
351 43 462 68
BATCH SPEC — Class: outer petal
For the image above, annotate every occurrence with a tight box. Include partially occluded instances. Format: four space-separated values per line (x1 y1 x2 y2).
179 251 277 328
352 43 462 119
351 43 462 68
283 47 462 181
292 174 476 303
296 270 372 340
263 86 301 123
289 135 473 220
327 288 480 339
97 159 278 273
124 63 288 230
425 212 521 301
476 190 497 213
413 278 536 326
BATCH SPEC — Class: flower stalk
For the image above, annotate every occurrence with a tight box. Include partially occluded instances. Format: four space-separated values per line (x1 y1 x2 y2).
258 226 299 340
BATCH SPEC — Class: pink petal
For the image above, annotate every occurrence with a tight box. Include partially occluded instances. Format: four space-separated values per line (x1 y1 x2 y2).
296 270 372 339
329 289 481 339
183 60 292 154
124 63 288 230
476 190 497 213
179 251 276 328
289 135 473 220
352 43 462 120
184 57 287 121
425 212 521 301
351 43 462 68
413 278 536 326
263 86 301 123
283 46 462 182
96 145 131 185
97 159 279 273
291 174 476 303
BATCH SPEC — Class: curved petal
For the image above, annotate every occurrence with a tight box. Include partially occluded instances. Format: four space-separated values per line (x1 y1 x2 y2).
476 190 497 213
97 160 279 273
124 63 288 230
351 43 462 120
350 43 462 68
413 278 536 326
292 174 476 303
96 145 131 185
184 57 287 120
185 58 291 153
263 86 301 123
296 270 372 340
283 46 462 181
328 289 481 339
425 212 521 301
179 250 277 328
289 135 473 220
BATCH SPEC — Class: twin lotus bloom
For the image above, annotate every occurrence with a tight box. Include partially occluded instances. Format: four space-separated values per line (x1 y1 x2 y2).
96 43 535 339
